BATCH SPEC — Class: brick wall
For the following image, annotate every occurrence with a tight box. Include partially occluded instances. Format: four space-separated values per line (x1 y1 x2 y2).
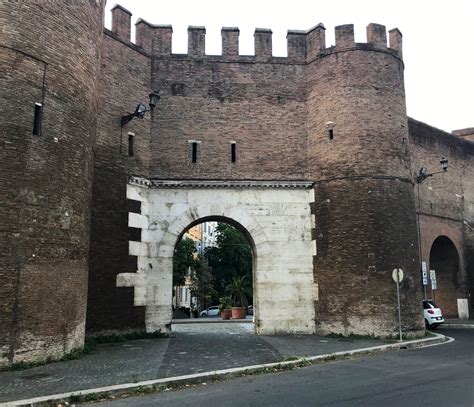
86 31 151 333
0 2 104 365
306 25 422 336
88 20 469 336
3 2 470 347
452 128 474 143
149 57 309 180
409 118 474 314
312 179 422 335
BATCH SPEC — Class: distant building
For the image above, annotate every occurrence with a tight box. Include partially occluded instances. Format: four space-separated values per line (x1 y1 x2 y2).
173 222 217 315
202 222 218 252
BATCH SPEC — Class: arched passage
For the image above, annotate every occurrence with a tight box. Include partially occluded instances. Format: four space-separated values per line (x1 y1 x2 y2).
429 236 461 317
172 217 256 323
117 178 318 335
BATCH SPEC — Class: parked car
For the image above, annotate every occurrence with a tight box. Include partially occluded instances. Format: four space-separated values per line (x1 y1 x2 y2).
423 299 444 329
200 306 219 317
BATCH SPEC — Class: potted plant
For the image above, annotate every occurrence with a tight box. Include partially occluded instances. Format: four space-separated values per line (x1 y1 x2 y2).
226 276 250 320
219 296 232 320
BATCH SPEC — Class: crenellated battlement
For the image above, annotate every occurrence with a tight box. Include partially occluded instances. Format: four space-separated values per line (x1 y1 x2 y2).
110 4 403 62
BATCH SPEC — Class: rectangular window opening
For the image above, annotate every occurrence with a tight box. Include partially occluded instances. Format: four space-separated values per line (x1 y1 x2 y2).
192 142 198 163
32 102 42 135
128 133 134 156
328 129 334 141
231 142 236 163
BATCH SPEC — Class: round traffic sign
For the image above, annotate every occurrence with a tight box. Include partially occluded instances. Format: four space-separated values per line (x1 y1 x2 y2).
392 268 404 282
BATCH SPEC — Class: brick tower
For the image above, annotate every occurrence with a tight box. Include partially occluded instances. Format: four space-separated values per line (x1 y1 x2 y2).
308 24 424 336
0 2 105 366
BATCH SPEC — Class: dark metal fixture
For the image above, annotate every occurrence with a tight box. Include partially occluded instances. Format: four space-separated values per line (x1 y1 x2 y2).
120 91 160 127
416 158 448 183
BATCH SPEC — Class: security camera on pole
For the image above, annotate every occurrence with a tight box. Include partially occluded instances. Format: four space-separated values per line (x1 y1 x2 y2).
392 268 404 341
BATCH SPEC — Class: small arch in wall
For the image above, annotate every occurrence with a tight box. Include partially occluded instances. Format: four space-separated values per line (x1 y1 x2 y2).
429 235 461 317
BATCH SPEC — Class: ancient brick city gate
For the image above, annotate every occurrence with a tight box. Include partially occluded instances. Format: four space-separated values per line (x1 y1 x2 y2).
3 1 472 368
117 178 318 334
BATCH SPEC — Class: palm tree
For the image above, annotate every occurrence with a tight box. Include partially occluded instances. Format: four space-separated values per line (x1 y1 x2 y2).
226 276 250 308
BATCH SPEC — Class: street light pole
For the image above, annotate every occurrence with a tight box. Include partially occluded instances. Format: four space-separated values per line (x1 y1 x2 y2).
415 158 448 300
416 182 427 300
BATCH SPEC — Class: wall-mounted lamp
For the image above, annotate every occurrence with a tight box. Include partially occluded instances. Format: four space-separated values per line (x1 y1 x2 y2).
416 158 448 183
120 91 161 127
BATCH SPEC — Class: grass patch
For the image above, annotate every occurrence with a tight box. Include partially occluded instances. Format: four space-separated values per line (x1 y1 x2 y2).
324 332 379 341
70 359 318 403
324 331 427 341
87 330 166 345
282 355 301 362
6 361 39 371
69 391 111 403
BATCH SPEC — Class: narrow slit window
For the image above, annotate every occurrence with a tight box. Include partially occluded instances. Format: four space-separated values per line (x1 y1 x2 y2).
328 129 334 141
128 133 134 156
192 142 198 163
231 142 236 163
32 102 42 135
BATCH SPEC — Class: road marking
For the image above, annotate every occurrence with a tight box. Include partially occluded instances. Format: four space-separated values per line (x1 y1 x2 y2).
417 335 455 348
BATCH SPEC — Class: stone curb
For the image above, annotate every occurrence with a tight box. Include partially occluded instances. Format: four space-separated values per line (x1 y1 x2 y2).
172 319 253 324
443 323 474 329
2 333 447 407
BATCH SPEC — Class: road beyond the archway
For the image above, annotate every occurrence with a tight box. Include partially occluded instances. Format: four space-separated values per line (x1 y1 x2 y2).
88 328 473 406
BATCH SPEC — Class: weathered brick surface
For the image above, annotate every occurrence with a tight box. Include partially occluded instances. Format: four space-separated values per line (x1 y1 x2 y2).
312 178 423 336
409 118 474 313
0 1 104 365
306 36 421 335
60 18 474 337
86 31 150 333
111 4 132 43
149 57 308 180
2 4 473 364
452 127 474 143
307 44 410 180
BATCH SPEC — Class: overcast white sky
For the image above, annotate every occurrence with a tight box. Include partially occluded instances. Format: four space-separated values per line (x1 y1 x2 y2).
105 0 473 133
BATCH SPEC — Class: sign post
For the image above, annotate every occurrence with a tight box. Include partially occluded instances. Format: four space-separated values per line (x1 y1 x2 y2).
392 268 404 341
421 262 428 300
430 270 437 302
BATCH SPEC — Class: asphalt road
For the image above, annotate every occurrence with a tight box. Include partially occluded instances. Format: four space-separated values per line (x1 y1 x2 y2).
89 328 473 407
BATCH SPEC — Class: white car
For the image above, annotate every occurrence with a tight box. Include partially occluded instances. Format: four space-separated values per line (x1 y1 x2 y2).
200 306 219 317
423 300 444 329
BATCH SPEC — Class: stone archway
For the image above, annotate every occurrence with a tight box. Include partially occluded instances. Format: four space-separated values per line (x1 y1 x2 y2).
429 236 461 317
173 215 256 322
117 177 318 335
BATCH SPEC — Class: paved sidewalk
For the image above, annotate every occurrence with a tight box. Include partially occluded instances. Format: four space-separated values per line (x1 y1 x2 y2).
0 322 436 404
442 318 474 328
